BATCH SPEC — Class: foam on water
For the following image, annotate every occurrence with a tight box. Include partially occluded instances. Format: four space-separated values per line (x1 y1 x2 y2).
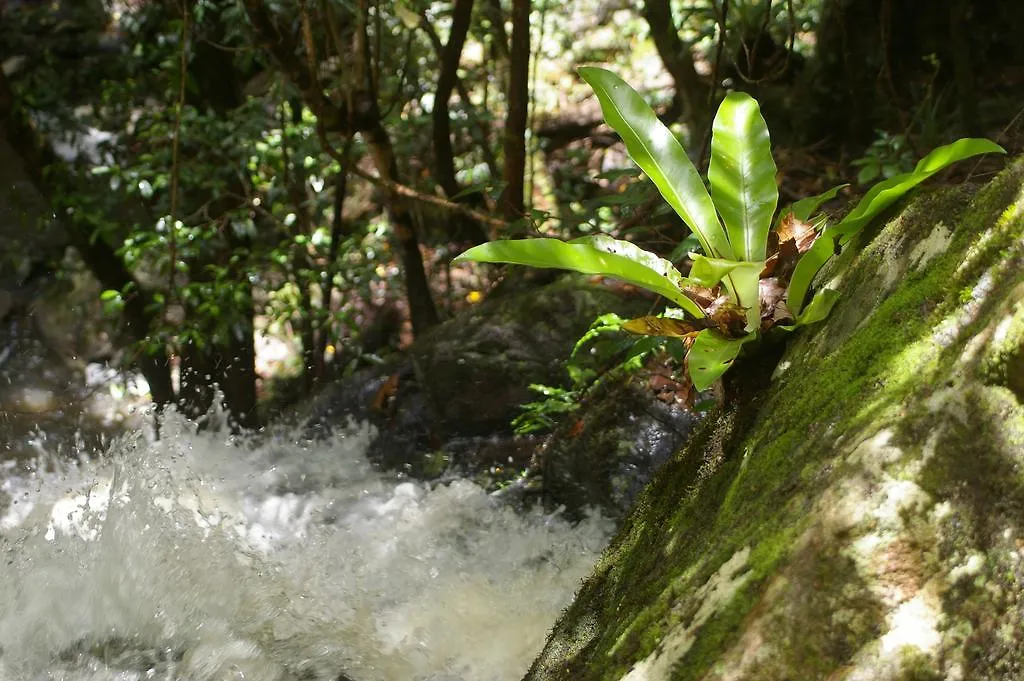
0 415 610 681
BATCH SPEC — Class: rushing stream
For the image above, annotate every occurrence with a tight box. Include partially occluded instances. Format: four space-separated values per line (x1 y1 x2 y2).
0 413 610 681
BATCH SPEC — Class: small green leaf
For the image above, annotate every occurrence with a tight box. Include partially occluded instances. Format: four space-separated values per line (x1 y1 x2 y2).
571 312 627 357
779 288 840 330
668 233 703 262
796 288 841 326
687 330 756 391
708 91 778 262
688 255 763 288
578 67 732 259
454 237 706 318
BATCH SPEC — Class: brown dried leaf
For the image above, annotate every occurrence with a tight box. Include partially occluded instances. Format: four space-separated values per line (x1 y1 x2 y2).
763 213 815 280
684 285 719 309
778 212 818 251
758 277 792 330
622 316 704 339
707 302 749 337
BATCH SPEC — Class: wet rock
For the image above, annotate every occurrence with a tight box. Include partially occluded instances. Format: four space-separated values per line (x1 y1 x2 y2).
535 376 700 520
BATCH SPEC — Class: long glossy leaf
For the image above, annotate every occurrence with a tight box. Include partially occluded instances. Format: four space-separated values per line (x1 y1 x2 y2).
572 234 688 288
783 234 837 318
786 137 1005 315
708 91 778 261
454 238 706 318
833 138 1005 241
687 329 756 391
578 67 733 259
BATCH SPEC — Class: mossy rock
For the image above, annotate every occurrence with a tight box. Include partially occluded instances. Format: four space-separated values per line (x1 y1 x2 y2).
410 274 651 438
534 372 700 521
525 158 1024 681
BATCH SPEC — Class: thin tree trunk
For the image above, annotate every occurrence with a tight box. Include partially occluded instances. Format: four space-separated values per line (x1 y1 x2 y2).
500 0 530 221
241 0 440 336
363 123 440 335
419 10 499 183
430 0 490 244
642 0 710 143
218 282 258 430
433 0 475 199
314 147 353 385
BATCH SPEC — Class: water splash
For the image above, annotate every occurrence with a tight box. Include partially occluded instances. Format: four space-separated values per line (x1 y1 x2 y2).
0 416 609 681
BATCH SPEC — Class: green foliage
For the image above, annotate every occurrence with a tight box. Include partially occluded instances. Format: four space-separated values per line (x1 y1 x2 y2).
456 67 1005 392
852 131 915 185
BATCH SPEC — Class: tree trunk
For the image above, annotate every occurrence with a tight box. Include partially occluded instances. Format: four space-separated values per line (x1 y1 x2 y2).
240 0 440 338
500 0 530 221
642 0 710 145
363 123 440 335
218 286 259 430
430 0 490 244
432 0 475 200
174 0 261 428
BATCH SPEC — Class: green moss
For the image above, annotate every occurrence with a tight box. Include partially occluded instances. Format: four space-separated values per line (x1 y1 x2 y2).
897 648 943 681
525 159 1024 681
980 289 1024 399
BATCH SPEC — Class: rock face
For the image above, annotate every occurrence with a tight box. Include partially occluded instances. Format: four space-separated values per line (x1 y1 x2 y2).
536 376 699 521
525 158 1024 681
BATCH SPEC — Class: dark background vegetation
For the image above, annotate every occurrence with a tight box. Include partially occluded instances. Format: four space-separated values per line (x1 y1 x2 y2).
1 0 1021 429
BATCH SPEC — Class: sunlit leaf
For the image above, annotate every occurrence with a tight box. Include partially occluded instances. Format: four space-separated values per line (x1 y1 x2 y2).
454 237 706 318
578 66 732 259
708 91 778 261
686 330 756 391
395 1 422 28
786 138 1005 315
689 254 763 289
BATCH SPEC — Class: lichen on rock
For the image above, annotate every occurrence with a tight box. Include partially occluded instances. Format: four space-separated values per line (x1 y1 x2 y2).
524 157 1024 681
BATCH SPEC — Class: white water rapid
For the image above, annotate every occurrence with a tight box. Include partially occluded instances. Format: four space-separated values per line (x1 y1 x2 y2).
0 415 610 681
